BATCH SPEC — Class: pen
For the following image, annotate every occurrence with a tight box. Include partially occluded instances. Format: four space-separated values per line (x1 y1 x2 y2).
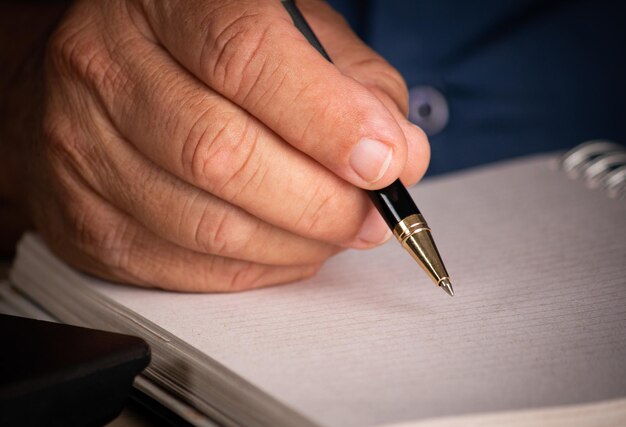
281 0 454 296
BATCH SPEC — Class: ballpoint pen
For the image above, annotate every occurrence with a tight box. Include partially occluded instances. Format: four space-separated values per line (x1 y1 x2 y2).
281 0 454 296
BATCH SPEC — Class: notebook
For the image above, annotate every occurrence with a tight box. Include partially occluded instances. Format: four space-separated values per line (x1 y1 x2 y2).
7 145 626 427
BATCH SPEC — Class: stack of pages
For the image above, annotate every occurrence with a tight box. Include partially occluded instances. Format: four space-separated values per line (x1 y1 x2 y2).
8 153 626 426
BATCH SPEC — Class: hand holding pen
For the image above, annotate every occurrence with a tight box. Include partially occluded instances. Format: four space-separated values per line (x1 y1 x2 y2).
3 0 430 291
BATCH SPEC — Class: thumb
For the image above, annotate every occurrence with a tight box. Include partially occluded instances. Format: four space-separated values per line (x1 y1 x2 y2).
296 0 431 186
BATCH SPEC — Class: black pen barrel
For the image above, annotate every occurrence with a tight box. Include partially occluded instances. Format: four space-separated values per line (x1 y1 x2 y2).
367 180 421 229
281 0 332 62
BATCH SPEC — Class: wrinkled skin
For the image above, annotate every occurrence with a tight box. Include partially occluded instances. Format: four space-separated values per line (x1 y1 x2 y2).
0 0 429 291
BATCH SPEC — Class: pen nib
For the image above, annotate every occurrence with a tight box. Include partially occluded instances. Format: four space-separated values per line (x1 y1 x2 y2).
439 278 454 297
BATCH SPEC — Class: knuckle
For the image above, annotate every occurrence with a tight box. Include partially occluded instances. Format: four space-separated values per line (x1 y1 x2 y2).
42 114 84 166
193 204 262 258
41 113 101 184
348 56 409 114
47 21 80 69
66 201 134 272
381 63 409 95
202 8 276 98
295 183 350 240
93 225 135 271
226 263 263 292
378 67 409 113
47 15 125 93
182 110 257 197
193 205 234 254
49 23 99 75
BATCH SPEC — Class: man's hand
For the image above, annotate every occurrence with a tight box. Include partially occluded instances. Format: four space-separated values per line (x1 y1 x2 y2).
8 0 429 291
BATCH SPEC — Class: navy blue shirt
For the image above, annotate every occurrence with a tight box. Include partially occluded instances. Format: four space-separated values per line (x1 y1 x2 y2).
328 0 626 174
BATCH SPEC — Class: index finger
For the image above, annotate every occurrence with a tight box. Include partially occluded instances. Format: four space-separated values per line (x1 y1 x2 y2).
139 0 419 189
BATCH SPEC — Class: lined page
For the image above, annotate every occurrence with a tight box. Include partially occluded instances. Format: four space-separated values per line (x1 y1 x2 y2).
22 155 626 426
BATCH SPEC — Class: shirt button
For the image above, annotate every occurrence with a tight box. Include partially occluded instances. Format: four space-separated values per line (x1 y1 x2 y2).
408 86 449 136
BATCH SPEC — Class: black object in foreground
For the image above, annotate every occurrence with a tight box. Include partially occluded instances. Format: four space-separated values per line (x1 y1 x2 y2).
0 314 151 427
281 0 454 296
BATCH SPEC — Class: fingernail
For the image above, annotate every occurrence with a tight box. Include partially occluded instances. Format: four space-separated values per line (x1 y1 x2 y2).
350 138 393 183
355 207 392 246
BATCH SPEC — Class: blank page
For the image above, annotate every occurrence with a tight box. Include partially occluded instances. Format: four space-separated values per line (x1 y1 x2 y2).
18 155 626 426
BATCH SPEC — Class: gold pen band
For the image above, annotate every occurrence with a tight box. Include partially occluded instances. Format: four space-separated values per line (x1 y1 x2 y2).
393 214 451 289
393 214 430 242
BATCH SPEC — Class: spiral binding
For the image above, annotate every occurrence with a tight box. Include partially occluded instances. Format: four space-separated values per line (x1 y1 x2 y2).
560 140 626 200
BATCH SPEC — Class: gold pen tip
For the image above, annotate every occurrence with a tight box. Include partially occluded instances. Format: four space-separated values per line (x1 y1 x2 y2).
439 278 454 297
